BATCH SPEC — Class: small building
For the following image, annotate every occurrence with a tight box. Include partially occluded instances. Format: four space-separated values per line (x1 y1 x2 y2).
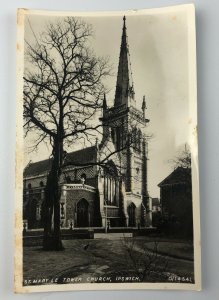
158 167 193 237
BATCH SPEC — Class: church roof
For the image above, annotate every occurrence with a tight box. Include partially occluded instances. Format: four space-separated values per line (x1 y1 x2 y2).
24 146 97 177
158 167 191 187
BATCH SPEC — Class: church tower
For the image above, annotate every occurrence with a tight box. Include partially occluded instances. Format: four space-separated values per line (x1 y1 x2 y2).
101 17 151 226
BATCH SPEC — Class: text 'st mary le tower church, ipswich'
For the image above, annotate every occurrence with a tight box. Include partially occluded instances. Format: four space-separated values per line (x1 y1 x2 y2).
23 17 152 229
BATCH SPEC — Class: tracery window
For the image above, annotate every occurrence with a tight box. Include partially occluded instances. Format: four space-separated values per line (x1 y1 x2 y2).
27 183 33 194
132 127 142 152
104 176 118 205
103 161 119 206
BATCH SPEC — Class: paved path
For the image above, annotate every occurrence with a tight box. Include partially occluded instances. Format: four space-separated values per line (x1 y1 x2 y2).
94 233 133 239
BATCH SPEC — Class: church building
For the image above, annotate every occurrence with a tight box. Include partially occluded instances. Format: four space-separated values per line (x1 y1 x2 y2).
23 17 152 230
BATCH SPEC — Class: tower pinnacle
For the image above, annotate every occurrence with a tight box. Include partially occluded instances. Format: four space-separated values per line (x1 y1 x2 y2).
103 93 107 111
142 95 146 119
123 15 126 28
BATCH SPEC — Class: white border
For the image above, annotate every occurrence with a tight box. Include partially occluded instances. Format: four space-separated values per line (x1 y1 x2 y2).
15 4 201 293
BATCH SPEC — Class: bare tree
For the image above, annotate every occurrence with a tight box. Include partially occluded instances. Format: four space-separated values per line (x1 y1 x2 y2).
169 144 191 169
121 237 168 281
24 17 111 250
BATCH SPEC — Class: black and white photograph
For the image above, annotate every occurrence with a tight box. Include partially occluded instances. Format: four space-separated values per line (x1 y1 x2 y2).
15 5 200 293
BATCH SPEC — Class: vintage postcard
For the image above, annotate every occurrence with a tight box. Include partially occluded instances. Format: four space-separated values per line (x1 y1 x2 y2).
15 4 201 293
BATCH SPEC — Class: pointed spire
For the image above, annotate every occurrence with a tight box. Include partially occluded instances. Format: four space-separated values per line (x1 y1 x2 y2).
100 93 110 146
123 15 126 25
142 95 146 119
103 93 107 110
114 16 135 107
121 16 127 50
102 93 107 119
142 95 146 108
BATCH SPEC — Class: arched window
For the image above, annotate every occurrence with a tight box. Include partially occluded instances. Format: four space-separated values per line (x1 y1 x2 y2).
103 161 118 206
137 129 142 152
132 127 137 149
39 181 44 187
27 183 33 194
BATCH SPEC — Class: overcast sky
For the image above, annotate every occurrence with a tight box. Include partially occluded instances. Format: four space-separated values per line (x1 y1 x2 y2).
24 8 192 197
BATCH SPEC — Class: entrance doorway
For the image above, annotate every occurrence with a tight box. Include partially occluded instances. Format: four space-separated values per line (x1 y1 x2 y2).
128 202 136 227
76 198 89 227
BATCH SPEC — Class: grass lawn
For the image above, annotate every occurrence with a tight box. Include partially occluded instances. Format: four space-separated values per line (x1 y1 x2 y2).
23 236 194 285
133 237 194 261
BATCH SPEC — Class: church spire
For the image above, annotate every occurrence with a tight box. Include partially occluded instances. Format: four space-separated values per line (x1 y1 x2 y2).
114 16 135 107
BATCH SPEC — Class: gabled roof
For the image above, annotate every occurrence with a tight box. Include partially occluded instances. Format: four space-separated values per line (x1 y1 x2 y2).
65 146 97 166
24 146 97 177
24 158 52 177
158 167 191 187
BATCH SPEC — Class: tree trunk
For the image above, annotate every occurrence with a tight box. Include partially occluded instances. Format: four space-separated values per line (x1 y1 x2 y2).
43 139 64 251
